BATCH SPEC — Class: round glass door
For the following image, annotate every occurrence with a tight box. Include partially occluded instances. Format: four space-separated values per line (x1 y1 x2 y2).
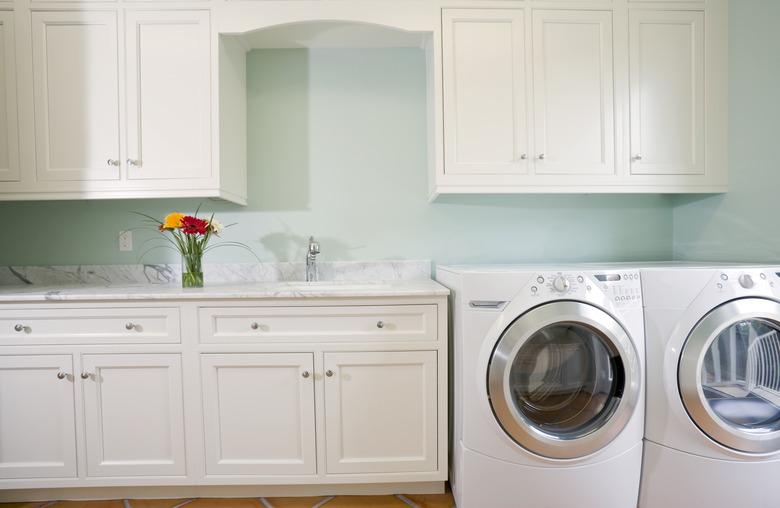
488 301 640 459
680 298 780 453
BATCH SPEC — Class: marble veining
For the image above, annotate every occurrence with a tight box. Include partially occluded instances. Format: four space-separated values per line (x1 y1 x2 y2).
0 260 431 287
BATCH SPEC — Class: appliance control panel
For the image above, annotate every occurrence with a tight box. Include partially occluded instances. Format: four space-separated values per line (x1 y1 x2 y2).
714 268 779 293
527 270 642 308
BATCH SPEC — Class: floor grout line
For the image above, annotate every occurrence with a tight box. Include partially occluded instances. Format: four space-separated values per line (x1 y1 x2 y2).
312 496 335 508
395 494 420 508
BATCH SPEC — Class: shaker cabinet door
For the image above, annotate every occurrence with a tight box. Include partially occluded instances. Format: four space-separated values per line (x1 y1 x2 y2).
125 10 211 181
629 10 705 175
0 12 19 182
531 10 615 175
201 353 317 476
31 11 121 182
442 9 529 176
323 351 438 474
81 353 186 477
0 355 77 479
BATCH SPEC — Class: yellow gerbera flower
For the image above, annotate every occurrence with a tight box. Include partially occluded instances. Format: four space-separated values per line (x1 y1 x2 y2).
162 212 185 230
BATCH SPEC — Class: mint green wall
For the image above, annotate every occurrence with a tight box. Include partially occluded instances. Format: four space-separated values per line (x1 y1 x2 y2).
0 48 673 267
673 0 779 262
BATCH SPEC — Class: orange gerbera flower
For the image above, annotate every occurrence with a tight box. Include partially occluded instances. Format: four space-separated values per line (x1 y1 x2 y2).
161 212 185 230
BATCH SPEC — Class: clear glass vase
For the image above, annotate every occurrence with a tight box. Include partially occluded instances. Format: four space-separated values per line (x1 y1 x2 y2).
181 252 204 288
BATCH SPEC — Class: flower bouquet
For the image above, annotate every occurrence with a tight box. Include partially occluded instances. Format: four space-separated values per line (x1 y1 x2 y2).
136 210 252 288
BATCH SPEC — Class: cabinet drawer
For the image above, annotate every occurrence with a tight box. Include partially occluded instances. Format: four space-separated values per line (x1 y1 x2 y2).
199 305 437 343
0 307 180 344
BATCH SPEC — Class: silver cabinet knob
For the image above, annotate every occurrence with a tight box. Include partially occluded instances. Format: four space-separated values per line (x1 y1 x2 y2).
376 321 385 329
107 159 120 167
127 159 141 167
633 154 643 161
57 372 67 380
80 372 91 379
325 369 334 377
538 153 546 160
125 322 135 331
302 371 310 378
519 154 527 160
14 324 23 332
250 322 260 330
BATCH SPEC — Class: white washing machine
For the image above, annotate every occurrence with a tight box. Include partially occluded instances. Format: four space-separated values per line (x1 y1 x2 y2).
437 265 645 508
641 265 780 508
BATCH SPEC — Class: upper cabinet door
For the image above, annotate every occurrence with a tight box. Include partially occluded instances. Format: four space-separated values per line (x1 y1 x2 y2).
125 10 211 181
81 353 186 477
0 12 19 182
532 10 615 175
0 355 77 479
31 11 120 182
442 9 528 175
629 10 705 175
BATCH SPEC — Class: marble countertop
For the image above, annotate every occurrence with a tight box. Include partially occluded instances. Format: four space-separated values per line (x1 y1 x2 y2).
0 279 450 302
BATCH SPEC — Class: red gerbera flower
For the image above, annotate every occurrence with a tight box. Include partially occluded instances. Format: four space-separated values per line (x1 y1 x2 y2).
180 215 209 235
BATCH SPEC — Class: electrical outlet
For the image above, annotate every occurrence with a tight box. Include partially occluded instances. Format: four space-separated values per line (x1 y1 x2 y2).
118 230 133 252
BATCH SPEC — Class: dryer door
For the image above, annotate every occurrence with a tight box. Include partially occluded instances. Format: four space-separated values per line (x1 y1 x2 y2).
487 301 641 459
679 298 780 454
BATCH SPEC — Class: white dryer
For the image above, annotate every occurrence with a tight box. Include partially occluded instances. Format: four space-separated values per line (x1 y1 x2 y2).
641 266 780 508
437 265 645 508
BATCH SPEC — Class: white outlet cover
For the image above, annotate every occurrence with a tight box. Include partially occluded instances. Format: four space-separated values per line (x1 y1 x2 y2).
119 230 133 252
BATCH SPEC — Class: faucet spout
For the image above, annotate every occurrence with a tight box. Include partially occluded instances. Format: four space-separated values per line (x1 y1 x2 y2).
306 236 320 282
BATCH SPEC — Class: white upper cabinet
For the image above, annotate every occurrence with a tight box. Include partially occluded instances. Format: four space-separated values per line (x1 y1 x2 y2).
436 1 727 194
0 355 77 479
629 10 705 176
81 353 186 477
442 9 528 176
125 10 211 181
31 11 120 182
532 10 614 175
0 12 18 183
201 353 317 476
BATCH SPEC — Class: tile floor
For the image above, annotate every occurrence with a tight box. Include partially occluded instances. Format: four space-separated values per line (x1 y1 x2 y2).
0 492 455 508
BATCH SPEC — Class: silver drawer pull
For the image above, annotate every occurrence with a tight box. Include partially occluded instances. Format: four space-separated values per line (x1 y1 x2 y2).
250 322 260 330
125 322 136 331
57 372 67 380
376 321 385 329
80 372 91 380
469 300 507 309
325 369 334 377
302 371 310 378
14 324 24 332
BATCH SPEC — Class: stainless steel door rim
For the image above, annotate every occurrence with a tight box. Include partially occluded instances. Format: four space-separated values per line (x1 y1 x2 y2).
679 297 780 454
487 301 641 459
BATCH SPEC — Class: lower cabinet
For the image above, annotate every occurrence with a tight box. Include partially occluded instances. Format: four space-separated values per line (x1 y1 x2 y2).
0 299 447 491
201 353 317 475
0 355 77 479
324 351 438 474
81 354 186 477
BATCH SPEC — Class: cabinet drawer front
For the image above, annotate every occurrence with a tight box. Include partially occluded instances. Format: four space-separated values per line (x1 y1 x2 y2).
0 307 180 344
199 305 437 343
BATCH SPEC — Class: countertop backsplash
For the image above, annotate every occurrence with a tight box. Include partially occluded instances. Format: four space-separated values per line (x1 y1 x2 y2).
0 260 432 287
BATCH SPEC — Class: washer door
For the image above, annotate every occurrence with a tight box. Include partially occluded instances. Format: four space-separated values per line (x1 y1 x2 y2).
487 301 641 459
679 298 780 454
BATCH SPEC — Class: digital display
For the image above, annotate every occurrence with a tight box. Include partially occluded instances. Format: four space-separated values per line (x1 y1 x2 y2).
595 274 621 282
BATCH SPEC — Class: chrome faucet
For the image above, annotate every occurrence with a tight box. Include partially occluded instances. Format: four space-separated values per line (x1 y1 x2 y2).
305 236 320 282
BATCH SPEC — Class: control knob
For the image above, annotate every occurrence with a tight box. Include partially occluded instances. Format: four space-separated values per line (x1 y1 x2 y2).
552 276 570 293
738 274 755 289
